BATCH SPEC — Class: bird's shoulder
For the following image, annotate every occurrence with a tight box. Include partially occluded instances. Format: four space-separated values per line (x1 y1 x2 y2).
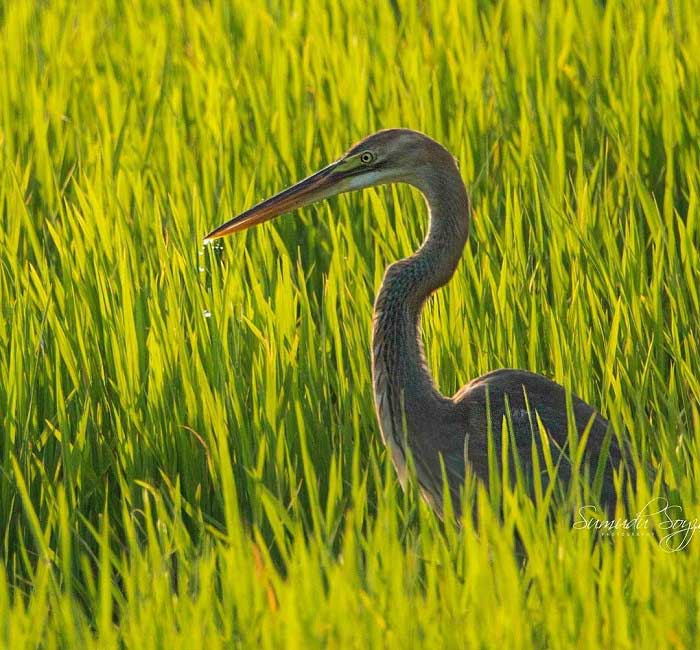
449 367 612 452
454 368 566 399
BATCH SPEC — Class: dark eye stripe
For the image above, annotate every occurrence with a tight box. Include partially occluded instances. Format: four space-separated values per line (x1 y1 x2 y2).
336 155 382 180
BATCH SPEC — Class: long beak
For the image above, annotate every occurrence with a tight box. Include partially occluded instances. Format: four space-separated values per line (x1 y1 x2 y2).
204 161 343 242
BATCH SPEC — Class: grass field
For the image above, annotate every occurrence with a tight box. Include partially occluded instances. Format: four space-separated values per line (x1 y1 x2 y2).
1 0 699 647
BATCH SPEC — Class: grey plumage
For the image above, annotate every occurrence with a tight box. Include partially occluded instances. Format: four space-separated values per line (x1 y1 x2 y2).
206 128 632 517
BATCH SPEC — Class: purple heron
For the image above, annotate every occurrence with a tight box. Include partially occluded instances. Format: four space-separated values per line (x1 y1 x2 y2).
206 129 632 516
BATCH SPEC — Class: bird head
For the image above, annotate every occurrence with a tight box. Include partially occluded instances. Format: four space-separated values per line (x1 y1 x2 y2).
204 129 455 241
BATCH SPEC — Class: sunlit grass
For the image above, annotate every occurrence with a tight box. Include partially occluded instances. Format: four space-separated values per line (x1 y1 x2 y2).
1 0 699 647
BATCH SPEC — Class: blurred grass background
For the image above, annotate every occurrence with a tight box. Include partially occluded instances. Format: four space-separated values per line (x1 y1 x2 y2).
1 0 699 647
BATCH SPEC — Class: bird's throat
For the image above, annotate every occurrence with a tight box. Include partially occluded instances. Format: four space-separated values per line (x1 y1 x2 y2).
370 170 470 464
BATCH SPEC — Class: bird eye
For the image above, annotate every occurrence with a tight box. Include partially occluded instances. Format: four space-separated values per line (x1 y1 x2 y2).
360 151 374 164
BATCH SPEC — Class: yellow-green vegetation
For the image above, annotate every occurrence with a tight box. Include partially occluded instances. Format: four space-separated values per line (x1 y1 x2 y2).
1 0 699 647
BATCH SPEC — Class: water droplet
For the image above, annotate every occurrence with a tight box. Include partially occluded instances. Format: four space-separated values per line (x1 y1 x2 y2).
203 238 223 251
203 309 212 319
198 266 205 273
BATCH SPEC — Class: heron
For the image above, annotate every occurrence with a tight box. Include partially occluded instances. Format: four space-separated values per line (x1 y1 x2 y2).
205 128 632 517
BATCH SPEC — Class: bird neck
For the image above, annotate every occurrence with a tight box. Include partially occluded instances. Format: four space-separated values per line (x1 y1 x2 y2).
371 162 470 450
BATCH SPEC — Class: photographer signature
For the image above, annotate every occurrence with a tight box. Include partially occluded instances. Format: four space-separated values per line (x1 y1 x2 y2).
573 497 699 552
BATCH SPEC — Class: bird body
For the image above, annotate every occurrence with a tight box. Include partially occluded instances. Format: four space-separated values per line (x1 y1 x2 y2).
206 129 629 516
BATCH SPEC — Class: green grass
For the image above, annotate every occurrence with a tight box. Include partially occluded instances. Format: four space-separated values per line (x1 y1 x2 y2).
1 0 699 646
